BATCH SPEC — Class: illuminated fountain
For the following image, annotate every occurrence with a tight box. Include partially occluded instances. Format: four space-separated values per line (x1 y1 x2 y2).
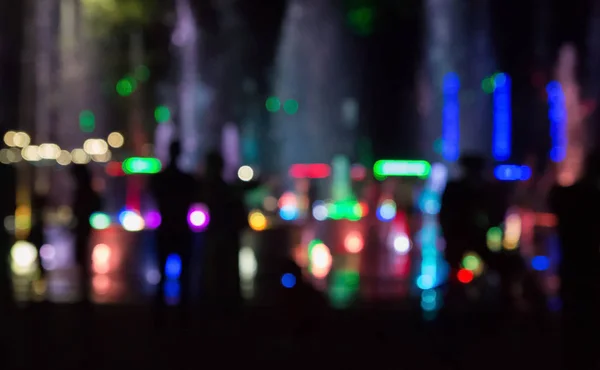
172 0 201 172
271 0 358 181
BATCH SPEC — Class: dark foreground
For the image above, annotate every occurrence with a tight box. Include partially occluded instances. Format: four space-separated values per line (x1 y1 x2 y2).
2 303 561 370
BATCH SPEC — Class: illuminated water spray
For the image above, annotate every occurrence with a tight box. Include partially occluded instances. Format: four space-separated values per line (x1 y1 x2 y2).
419 0 464 162
172 0 200 172
272 0 357 178
222 123 240 182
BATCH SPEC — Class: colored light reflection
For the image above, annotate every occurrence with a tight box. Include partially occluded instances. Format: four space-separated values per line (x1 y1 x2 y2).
122 157 162 174
187 204 209 231
494 164 531 181
373 160 431 178
289 163 331 179
90 212 111 230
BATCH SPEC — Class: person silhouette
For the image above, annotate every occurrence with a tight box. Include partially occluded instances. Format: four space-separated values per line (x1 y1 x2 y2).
150 141 197 317
549 151 600 370
71 165 101 304
200 151 247 314
439 155 509 304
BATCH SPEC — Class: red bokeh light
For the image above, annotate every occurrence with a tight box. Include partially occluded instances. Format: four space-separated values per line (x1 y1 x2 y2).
289 164 331 179
106 161 125 176
457 268 474 284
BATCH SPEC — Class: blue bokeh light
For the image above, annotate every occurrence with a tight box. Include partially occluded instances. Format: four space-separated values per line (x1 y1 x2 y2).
281 273 296 288
532 255 550 271
279 205 299 221
165 253 182 280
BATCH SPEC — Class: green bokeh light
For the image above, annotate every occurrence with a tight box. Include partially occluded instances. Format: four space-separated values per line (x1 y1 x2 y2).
89 212 111 230
154 105 171 123
481 77 495 94
265 97 281 112
122 157 162 174
283 99 299 115
116 77 137 96
79 110 95 133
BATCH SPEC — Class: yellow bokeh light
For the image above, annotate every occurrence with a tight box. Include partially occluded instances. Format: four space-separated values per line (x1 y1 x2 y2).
83 139 108 155
92 150 112 163
71 148 90 164
38 143 61 160
13 132 30 148
107 132 124 148
56 150 72 166
237 165 254 182
3 131 16 147
248 210 267 231
22 145 41 162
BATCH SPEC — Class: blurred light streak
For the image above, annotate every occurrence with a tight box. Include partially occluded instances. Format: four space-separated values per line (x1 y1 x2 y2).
547 81 567 162
493 73 512 160
494 164 531 181
442 73 460 161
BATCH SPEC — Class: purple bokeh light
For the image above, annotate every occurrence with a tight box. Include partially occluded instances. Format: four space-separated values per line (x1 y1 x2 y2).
144 210 162 230
187 203 209 231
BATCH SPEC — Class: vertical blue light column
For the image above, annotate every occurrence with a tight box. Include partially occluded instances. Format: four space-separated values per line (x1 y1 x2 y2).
547 81 567 162
492 73 511 161
442 72 460 161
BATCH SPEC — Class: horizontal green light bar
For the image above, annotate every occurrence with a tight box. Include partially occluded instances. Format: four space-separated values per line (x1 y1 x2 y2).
373 160 431 178
122 157 162 174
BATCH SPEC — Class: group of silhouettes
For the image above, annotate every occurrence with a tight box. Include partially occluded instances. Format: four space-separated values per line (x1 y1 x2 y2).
440 153 600 370
2 142 248 319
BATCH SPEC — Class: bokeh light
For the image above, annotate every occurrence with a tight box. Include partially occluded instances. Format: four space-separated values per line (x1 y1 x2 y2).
119 210 145 232
107 132 124 148
10 240 37 276
249 210 267 231
281 273 296 288
90 212 111 230
187 204 209 231
237 165 254 181
344 231 364 253
92 243 111 274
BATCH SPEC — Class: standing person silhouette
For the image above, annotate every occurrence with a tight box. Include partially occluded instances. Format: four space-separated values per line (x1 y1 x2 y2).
550 151 600 370
439 155 509 304
150 141 196 318
71 165 101 304
200 151 247 314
